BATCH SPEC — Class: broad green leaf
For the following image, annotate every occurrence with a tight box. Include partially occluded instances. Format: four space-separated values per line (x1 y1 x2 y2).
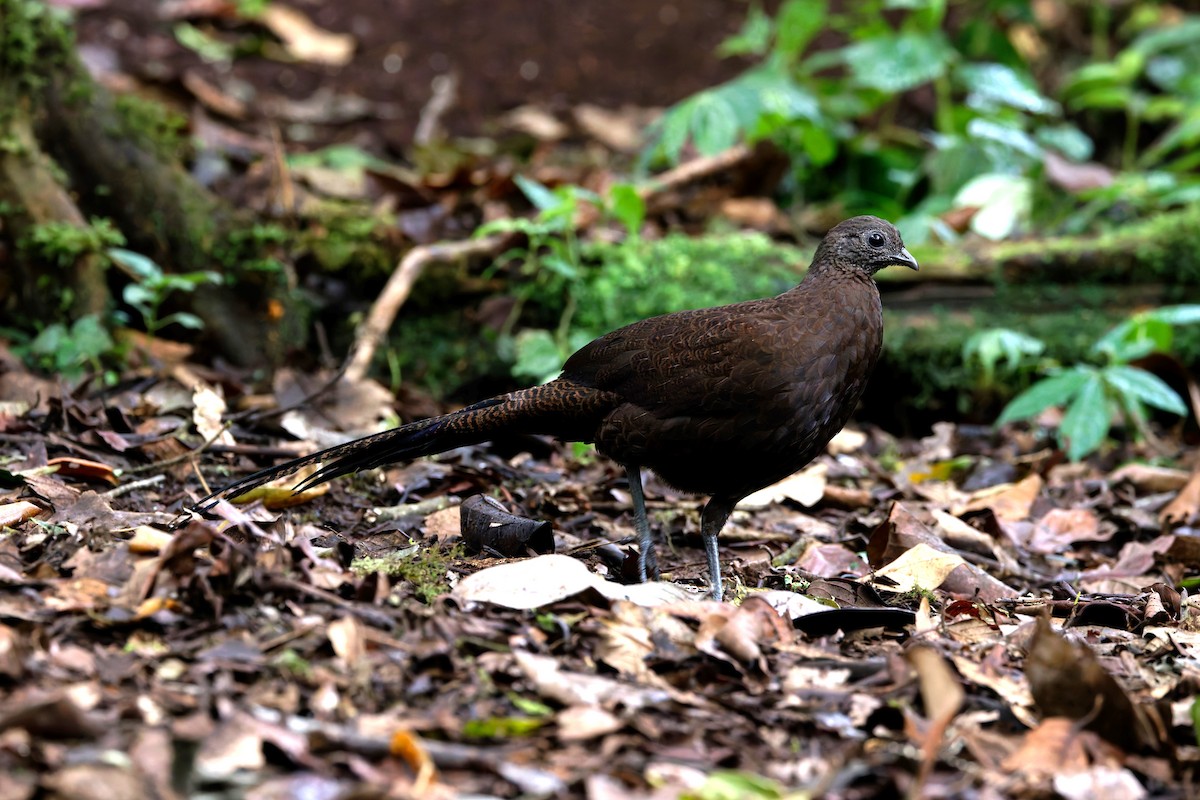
800 123 837 166
606 184 645 239
122 284 156 308
842 31 954 93
1148 305 1200 325
160 312 205 331
967 119 1042 159
1034 124 1094 161
963 328 1044 383
513 175 560 213
775 0 827 58
512 329 564 383
658 101 694 163
173 22 233 63
688 93 741 155
1060 375 1110 461
108 248 163 282
959 63 1059 115
745 70 819 121
718 4 772 57
1093 314 1173 362
1131 17 1200 58
996 368 1093 425
70 316 114 359
1102 365 1187 415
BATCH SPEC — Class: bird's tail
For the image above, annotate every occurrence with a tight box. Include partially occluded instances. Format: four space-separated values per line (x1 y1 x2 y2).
193 379 617 510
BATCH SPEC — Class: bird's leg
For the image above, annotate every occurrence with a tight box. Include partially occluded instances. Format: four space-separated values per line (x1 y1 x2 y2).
701 498 735 601
624 464 659 582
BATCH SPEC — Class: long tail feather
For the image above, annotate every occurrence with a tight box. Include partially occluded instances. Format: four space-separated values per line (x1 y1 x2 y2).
192 380 619 511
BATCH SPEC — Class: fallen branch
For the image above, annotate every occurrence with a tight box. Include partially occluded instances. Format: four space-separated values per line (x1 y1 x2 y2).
344 233 512 383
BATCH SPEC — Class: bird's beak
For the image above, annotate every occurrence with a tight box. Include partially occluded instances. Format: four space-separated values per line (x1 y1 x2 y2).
894 247 919 271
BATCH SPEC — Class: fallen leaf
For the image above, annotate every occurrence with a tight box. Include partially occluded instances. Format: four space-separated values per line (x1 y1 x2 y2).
871 543 965 593
260 4 355 65
1160 470 1200 527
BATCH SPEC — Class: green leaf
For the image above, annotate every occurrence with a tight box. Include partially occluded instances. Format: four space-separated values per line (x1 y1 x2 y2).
1060 375 1110 461
1146 304 1200 326
718 4 772 57
108 248 164 282
963 328 1044 384
1093 314 1174 363
1035 124 1094 161
1102 365 1187 415
689 770 783 800
959 63 1058 114
513 175 560 213
512 329 565 383
159 312 206 331
997 368 1093 425
774 0 827 58
967 119 1042 159
688 93 741 155
1192 696 1200 747
799 123 837 165
122 284 156 309
842 31 954 93
606 183 645 238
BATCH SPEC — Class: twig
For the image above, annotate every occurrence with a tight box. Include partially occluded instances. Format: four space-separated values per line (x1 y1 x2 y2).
639 143 753 210
102 474 165 499
414 72 458 146
344 234 512 383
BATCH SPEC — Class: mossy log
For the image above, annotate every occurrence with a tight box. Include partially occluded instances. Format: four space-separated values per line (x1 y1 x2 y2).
0 0 291 365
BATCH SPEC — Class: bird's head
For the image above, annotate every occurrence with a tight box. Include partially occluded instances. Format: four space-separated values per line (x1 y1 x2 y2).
814 216 919 275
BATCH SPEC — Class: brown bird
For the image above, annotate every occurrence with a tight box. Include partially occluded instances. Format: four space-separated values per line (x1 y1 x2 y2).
196 216 917 600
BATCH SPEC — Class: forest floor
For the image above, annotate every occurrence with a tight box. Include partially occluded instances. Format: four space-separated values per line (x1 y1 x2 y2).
3 2 1200 798
2 350 1200 798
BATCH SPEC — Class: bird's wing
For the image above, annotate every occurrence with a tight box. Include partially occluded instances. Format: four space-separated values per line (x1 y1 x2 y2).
560 298 798 418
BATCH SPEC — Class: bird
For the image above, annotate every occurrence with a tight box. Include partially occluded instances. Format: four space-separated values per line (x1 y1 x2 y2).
195 216 917 600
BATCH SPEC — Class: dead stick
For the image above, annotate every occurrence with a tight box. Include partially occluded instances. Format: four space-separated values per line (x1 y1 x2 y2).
344 234 512 383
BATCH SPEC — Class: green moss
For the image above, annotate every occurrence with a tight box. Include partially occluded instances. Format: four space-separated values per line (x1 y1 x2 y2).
350 543 465 603
0 0 77 115
214 222 289 274
989 205 1200 285
18 217 124 267
302 203 393 275
112 94 188 160
568 233 807 335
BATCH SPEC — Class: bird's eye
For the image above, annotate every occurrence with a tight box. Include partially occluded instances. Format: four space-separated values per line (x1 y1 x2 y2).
867 232 886 248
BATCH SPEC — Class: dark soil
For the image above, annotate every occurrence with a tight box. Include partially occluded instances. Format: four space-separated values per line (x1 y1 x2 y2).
78 0 759 152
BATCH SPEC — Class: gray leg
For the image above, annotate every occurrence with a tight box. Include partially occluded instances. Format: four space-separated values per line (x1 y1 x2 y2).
625 464 659 581
701 499 735 601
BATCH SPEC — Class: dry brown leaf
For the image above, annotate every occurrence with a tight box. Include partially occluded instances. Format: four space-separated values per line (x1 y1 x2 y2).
738 462 827 509
1160 470 1200 527
1026 617 1159 752
1028 507 1103 553
555 705 622 742
959 473 1043 521
260 4 355 65
871 542 965 593
0 501 42 527
328 616 365 666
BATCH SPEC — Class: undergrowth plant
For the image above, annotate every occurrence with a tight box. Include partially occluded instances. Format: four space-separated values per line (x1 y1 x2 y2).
475 176 646 381
648 0 1200 242
108 248 221 336
994 305 1200 460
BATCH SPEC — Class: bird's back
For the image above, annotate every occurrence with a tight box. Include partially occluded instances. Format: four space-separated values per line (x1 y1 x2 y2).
559 268 884 499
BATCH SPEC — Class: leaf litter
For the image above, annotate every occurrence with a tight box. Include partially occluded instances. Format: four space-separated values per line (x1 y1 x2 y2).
1 349 1199 798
